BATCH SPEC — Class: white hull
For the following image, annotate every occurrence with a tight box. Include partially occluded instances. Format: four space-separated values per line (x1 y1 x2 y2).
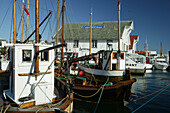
126 64 146 74
154 63 168 70
154 57 168 70
78 64 125 77
145 63 153 70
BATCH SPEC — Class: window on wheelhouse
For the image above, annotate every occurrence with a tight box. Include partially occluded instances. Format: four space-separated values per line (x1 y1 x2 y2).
41 51 49 61
22 50 32 62
73 40 79 48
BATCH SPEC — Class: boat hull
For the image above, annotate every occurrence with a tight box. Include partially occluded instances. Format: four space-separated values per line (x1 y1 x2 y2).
154 63 168 70
128 68 146 75
72 78 136 103
78 64 125 77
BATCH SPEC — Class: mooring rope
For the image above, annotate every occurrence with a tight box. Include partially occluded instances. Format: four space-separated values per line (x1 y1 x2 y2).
72 87 102 98
94 76 109 113
132 84 170 113
131 84 170 101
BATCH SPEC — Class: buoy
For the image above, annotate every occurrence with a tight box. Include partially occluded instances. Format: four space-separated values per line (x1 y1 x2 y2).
79 71 84 76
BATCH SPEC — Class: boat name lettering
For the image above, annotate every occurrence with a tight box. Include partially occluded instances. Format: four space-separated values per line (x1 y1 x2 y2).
126 64 137 66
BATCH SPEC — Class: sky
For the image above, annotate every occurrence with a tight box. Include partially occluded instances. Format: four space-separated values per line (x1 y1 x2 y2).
0 0 170 54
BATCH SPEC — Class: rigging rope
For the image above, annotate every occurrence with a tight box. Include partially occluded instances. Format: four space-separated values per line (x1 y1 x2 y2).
41 12 52 36
19 55 58 107
0 0 12 30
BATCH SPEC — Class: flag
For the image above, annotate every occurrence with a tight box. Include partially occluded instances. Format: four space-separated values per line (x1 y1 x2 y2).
24 4 29 15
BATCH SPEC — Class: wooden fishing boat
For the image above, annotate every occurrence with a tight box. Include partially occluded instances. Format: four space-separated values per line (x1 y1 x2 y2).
0 43 73 113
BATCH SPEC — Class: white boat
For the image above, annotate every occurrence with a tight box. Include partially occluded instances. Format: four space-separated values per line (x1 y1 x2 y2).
1 43 73 113
154 57 168 70
126 54 146 75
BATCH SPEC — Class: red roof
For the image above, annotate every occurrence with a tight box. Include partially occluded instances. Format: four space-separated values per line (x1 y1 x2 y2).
129 35 138 49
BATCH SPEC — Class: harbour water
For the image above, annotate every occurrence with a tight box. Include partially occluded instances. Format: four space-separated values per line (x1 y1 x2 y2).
0 70 170 113
73 70 170 113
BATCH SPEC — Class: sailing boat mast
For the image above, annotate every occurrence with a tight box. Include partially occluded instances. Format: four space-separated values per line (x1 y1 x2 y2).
89 8 92 55
160 41 162 57
145 37 147 57
118 0 121 51
60 0 65 78
35 0 40 80
117 0 121 70
56 0 60 45
55 0 60 60
13 0 16 43
26 0 29 43
21 0 25 42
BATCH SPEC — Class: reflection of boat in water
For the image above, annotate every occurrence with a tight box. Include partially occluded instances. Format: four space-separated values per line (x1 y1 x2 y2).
154 57 168 70
126 54 146 75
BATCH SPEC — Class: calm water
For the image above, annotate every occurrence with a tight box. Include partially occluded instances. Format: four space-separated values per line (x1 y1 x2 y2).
1 70 170 113
73 70 170 113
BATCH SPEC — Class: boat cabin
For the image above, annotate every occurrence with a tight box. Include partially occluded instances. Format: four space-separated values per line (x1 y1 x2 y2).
97 50 126 71
4 43 55 106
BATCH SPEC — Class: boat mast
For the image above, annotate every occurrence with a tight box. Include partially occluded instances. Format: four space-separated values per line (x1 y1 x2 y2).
60 0 65 78
145 37 147 57
89 8 92 55
26 0 29 43
55 0 60 60
56 0 60 45
117 0 121 70
118 0 121 51
21 0 25 42
13 0 17 43
160 41 162 57
35 0 39 80
11 0 17 93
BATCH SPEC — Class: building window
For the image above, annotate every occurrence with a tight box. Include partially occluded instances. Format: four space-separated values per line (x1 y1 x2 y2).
41 51 49 61
92 40 97 48
73 40 79 48
23 50 32 62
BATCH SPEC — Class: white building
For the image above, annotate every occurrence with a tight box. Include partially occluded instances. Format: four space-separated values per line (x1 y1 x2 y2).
128 35 139 54
55 21 134 57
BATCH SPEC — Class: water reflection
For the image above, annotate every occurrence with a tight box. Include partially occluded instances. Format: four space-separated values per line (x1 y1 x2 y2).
127 70 170 113
73 100 131 113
